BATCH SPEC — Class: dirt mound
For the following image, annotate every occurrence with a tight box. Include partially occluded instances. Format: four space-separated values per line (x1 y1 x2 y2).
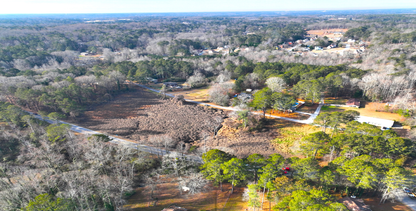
133 98 225 143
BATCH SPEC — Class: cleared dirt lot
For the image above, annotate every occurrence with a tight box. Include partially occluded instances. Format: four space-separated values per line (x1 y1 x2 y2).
307 28 348 38
69 86 306 158
70 86 164 136
70 87 224 144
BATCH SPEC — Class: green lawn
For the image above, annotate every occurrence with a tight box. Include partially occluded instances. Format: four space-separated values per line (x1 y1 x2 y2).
324 98 349 104
320 105 342 112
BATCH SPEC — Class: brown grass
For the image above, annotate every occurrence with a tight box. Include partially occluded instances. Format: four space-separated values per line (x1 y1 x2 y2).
362 197 412 211
306 28 349 38
266 109 310 120
324 97 349 104
321 103 405 122
124 177 247 211
297 103 319 113
172 86 211 102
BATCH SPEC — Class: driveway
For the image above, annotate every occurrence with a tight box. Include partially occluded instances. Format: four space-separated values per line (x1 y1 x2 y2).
396 190 416 210
135 83 325 125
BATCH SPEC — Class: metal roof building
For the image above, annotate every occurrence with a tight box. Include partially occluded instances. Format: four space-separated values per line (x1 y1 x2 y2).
355 116 394 129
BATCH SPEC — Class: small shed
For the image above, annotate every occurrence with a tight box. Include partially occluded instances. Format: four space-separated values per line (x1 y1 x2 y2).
356 116 394 130
338 197 372 211
346 98 360 108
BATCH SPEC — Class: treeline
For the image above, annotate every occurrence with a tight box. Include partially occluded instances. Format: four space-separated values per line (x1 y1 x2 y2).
200 147 412 210
0 104 159 210
0 66 128 117
93 59 195 81
211 60 367 107
201 118 415 210
307 115 413 159
0 15 310 70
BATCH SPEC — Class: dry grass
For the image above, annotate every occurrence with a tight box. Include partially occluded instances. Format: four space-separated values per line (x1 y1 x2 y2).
270 119 321 156
321 104 405 122
324 97 349 104
124 177 247 211
172 86 211 102
266 109 310 120
362 197 412 211
297 104 319 113
307 28 349 38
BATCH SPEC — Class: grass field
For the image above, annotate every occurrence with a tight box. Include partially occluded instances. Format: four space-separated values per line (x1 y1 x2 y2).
324 97 349 104
270 119 321 156
320 105 405 121
172 86 211 102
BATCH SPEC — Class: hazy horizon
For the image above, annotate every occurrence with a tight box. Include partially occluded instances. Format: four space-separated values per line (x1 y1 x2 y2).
2 0 416 15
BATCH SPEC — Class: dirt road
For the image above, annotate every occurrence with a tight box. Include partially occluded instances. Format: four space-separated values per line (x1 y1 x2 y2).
27 111 203 163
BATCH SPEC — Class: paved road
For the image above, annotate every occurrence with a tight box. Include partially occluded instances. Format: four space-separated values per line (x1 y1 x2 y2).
26 111 203 163
135 83 325 125
396 191 416 210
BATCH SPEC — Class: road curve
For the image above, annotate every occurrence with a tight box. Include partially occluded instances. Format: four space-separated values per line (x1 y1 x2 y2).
134 83 324 125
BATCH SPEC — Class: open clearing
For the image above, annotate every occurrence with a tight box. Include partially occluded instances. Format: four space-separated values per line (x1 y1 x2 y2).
363 197 412 211
171 86 211 102
205 118 318 158
69 86 164 135
124 178 247 211
69 86 224 145
271 119 321 156
68 86 310 158
307 28 349 38
321 102 405 122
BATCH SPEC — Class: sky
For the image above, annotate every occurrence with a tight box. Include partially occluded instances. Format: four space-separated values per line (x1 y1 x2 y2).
2 0 416 14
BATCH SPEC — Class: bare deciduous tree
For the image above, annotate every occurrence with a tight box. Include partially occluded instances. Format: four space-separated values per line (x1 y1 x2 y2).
265 77 286 92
